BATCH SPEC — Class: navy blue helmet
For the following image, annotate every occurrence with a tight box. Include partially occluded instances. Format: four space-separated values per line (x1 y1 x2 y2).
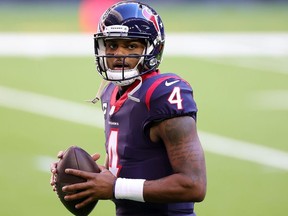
94 1 165 86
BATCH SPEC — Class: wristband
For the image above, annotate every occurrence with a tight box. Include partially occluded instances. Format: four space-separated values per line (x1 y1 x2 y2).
114 178 146 202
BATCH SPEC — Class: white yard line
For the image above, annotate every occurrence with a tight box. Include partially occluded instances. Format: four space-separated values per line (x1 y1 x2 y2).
0 86 103 128
166 33 288 57
205 57 288 75
250 90 288 110
35 156 56 173
200 132 288 171
1 86 288 171
0 32 288 57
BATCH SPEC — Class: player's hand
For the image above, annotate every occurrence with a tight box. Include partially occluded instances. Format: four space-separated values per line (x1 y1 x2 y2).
50 151 64 191
62 166 116 208
50 151 101 191
91 153 101 162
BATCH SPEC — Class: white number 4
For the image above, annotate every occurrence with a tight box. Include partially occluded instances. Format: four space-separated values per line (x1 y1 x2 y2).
168 87 183 109
108 129 121 177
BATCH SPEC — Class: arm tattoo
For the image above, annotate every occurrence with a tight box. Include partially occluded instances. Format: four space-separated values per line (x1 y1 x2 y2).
161 116 205 178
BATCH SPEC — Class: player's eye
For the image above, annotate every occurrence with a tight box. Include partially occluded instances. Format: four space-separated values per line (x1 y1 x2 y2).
110 44 118 49
127 44 137 50
128 44 136 49
106 42 117 50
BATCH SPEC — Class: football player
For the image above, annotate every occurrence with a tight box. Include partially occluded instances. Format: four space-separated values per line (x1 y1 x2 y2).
51 1 207 215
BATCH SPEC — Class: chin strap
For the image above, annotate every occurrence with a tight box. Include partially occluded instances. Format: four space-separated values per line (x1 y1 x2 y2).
127 76 142 103
86 79 109 104
86 76 142 104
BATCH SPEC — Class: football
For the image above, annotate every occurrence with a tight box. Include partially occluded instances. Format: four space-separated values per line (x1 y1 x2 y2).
55 146 100 216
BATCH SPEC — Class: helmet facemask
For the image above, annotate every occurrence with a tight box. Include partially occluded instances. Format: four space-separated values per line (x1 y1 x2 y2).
95 36 149 86
95 29 160 86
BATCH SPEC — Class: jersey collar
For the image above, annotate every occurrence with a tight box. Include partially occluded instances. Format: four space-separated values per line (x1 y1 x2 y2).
109 70 159 115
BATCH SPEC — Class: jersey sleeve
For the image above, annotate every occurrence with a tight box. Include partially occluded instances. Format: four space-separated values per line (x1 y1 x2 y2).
145 75 198 123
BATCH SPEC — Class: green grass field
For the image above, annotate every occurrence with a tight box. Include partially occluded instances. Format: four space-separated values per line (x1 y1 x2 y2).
0 3 288 216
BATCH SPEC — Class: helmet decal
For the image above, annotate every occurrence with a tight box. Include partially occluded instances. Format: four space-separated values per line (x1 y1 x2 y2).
142 7 160 33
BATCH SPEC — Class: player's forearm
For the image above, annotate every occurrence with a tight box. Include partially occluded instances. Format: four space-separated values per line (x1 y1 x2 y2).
143 173 206 203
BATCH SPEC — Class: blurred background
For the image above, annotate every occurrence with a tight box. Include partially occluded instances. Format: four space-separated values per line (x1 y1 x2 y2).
0 0 287 216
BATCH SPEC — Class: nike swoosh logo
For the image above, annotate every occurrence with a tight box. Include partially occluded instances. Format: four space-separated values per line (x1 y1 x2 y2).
165 80 180 86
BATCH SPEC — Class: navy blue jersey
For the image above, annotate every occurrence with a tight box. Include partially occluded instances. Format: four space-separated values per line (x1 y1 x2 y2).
100 71 198 216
